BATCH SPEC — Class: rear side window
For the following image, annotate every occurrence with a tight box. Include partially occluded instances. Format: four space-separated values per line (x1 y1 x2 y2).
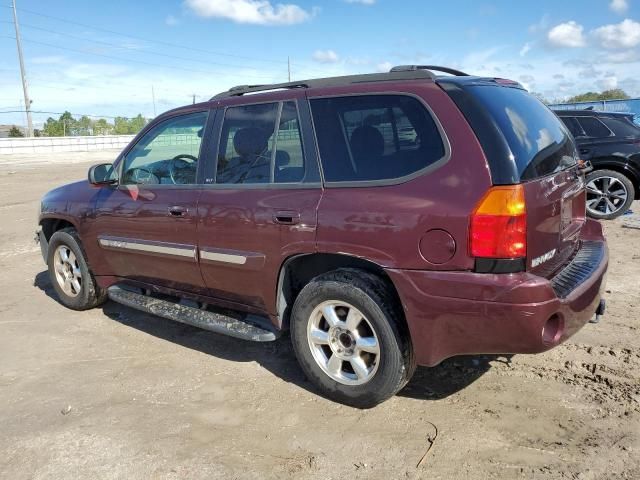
577 117 612 138
560 117 584 138
310 95 446 182
469 86 577 180
600 117 640 137
216 101 307 184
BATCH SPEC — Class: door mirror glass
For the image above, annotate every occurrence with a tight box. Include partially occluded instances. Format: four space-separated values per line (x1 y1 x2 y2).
88 163 117 185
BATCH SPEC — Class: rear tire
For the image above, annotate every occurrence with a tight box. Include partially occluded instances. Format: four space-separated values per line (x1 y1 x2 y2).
47 227 107 310
585 169 635 220
290 268 415 408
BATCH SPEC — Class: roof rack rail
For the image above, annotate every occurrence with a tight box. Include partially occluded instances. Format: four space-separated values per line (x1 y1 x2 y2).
211 70 436 100
390 65 470 77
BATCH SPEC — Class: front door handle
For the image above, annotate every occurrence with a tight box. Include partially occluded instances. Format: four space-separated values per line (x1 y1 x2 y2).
273 210 300 225
168 205 188 217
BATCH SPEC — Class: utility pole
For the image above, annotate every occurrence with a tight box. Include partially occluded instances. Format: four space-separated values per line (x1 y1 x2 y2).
287 56 291 82
151 85 157 117
12 0 33 137
192 94 196 105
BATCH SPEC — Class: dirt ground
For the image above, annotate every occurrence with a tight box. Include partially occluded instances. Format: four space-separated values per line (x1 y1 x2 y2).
1 153 638 480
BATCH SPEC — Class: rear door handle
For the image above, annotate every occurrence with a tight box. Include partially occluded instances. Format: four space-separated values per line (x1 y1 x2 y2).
273 210 300 225
168 205 188 217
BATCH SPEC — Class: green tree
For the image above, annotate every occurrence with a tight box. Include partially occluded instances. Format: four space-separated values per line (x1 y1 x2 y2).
43 116 63 136
93 118 111 135
8 125 24 137
567 89 630 103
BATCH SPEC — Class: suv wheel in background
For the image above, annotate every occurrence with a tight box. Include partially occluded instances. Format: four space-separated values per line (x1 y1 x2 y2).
290 268 415 408
585 169 635 220
47 227 107 310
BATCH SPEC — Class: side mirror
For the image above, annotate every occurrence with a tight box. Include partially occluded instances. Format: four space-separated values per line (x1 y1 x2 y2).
88 163 117 185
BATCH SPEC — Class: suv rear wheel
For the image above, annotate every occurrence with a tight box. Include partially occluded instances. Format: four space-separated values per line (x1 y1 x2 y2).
290 268 414 408
586 169 635 220
47 227 107 310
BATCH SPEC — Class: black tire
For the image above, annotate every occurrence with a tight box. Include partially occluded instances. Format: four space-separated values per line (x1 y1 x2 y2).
586 169 635 220
47 227 107 310
290 268 415 408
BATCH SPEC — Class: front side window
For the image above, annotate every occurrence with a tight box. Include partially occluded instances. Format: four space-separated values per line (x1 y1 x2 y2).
310 95 446 182
121 112 207 185
577 117 612 138
216 101 306 184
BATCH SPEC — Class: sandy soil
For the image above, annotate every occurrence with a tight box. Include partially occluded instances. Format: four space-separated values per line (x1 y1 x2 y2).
0 155 638 480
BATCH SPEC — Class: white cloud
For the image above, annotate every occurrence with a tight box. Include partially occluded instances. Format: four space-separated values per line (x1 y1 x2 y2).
598 75 618 90
547 21 586 48
593 19 640 49
610 0 628 14
344 0 375 4
312 49 340 63
519 42 532 57
376 61 393 72
185 0 313 25
165 15 179 26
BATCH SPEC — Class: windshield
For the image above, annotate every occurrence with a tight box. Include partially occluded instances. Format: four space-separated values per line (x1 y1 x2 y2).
470 86 578 181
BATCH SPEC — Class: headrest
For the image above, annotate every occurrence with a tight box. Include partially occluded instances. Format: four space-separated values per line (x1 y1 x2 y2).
275 150 291 169
234 127 270 157
350 126 384 159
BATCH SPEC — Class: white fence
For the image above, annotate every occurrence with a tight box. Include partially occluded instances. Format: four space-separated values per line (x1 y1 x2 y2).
0 135 136 155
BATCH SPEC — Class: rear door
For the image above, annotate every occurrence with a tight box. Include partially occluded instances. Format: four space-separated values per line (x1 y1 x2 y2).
196 92 322 316
463 85 585 277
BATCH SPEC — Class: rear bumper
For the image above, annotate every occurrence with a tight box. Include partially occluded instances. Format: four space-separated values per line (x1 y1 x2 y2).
387 219 608 367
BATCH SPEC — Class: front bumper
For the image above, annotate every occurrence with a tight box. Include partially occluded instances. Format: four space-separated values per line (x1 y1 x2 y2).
387 219 609 367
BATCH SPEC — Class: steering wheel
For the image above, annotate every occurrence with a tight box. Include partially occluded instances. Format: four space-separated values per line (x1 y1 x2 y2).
169 154 198 185
123 167 160 185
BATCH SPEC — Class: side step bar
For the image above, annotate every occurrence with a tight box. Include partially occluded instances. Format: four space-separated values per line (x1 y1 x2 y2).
107 286 280 342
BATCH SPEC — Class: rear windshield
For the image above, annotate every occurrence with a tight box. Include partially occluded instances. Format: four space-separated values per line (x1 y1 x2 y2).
470 86 577 181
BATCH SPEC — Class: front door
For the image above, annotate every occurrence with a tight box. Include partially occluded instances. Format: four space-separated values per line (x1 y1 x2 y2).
85 110 211 292
196 95 322 316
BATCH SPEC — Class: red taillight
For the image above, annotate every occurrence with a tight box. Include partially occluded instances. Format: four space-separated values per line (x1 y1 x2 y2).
470 185 527 258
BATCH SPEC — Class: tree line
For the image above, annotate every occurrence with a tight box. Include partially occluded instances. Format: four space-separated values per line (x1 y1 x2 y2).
8 111 148 137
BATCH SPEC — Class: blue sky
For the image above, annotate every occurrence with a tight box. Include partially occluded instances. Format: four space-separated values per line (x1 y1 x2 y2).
0 0 639 127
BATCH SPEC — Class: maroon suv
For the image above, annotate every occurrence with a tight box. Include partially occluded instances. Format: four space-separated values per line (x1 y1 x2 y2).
37 66 608 407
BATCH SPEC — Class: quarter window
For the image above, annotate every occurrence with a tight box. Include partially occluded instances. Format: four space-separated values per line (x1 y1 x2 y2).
310 95 446 182
121 112 207 185
577 117 612 138
216 101 306 184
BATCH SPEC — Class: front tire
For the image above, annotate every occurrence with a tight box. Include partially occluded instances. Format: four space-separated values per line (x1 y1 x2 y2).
290 269 415 408
586 169 635 220
47 227 107 310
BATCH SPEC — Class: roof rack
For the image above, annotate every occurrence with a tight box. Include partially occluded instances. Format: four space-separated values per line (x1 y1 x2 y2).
390 65 469 76
211 69 436 100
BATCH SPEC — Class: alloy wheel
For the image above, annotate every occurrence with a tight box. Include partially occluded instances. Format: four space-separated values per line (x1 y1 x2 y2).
53 245 82 297
307 300 380 385
586 176 628 217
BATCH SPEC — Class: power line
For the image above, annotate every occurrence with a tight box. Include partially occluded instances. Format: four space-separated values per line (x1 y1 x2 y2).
0 4 329 75
0 5 288 66
0 20 281 72
0 34 280 80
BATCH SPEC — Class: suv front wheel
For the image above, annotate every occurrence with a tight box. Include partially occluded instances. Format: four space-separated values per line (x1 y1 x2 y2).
290 269 415 408
47 227 107 310
586 169 635 220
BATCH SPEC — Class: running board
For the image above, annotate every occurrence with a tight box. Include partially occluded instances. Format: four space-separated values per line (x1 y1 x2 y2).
107 286 279 342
